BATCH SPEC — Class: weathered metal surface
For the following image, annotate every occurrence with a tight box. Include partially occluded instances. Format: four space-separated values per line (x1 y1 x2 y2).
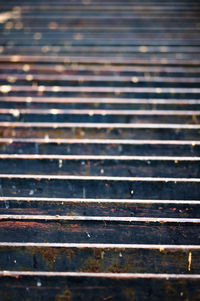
0 244 199 273
0 175 200 199
1 275 200 301
0 155 199 177
1 197 200 218
0 218 199 244
1 109 200 124
0 139 200 156
1 122 200 140
0 0 200 299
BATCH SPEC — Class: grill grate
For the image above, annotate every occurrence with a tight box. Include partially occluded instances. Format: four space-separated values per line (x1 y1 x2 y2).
0 0 200 300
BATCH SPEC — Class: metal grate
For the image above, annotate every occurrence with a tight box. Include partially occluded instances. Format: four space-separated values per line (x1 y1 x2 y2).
0 0 200 299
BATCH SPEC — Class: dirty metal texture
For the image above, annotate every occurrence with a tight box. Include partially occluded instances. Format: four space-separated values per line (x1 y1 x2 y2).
1 139 200 156
1 276 200 301
1 198 200 218
0 0 200 300
0 244 200 274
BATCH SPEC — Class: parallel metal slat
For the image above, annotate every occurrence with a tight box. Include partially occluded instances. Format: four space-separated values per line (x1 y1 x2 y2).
0 0 200 300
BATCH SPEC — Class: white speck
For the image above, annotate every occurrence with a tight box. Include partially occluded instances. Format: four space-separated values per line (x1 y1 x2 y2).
26 74 33 81
139 46 148 53
23 64 30 72
131 77 138 83
50 109 59 115
29 190 34 195
59 159 63 168
52 86 60 92
86 232 91 238
156 88 162 94
26 97 32 103
37 279 42 287
38 86 45 93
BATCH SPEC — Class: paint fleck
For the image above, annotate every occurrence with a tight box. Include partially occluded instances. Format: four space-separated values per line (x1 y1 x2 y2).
188 251 192 271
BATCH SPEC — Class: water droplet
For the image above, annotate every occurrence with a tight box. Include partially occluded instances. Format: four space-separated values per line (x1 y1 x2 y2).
139 46 148 53
37 279 42 287
34 33 42 40
0 85 12 93
131 77 138 83
10 109 20 117
23 64 30 72
59 159 63 168
26 74 33 81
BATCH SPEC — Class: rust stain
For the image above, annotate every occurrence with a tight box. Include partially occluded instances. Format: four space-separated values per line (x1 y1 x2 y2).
80 257 101 272
31 247 61 268
30 247 75 268
123 288 136 301
0 221 49 229
56 287 72 301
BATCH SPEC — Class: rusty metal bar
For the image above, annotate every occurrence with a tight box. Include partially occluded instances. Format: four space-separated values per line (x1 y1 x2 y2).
0 0 200 298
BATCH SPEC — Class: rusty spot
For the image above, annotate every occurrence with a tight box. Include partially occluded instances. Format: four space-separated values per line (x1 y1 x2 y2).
56 287 72 301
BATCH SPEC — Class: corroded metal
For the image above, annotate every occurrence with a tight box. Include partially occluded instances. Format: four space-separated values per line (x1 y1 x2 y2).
0 0 200 299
